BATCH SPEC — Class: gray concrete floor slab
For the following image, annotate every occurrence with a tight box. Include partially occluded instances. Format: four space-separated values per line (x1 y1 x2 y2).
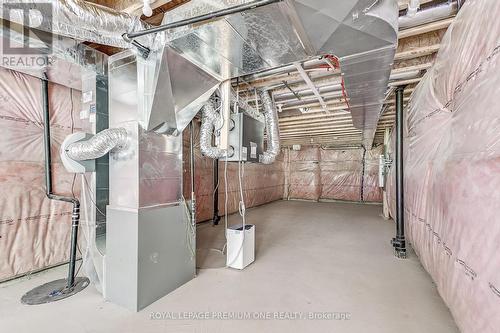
0 200 458 333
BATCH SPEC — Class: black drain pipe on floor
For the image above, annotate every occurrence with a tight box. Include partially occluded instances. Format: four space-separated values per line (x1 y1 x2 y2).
21 77 88 305
391 86 407 259
41 77 81 288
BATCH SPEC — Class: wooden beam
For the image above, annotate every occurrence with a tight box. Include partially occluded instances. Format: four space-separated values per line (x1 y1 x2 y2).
281 129 362 137
394 44 440 61
122 0 186 15
280 97 346 110
281 120 395 132
279 111 352 123
392 62 432 74
285 136 361 140
282 133 363 142
398 17 455 39
281 125 361 133
389 77 422 86
140 0 190 25
281 118 354 128
86 1 189 25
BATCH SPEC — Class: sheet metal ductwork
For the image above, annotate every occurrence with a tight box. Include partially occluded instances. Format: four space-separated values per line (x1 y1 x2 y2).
164 0 398 147
258 89 280 164
66 128 128 161
0 0 398 147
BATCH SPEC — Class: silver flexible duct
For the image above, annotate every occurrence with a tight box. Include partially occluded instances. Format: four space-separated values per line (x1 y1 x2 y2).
66 128 128 161
231 91 263 122
258 89 280 164
0 0 154 48
199 98 227 159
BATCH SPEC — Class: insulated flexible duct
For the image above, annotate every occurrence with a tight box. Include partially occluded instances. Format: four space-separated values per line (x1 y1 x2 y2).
199 98 227 159
0 0 153 48
66 128 128 161
259 89 280 164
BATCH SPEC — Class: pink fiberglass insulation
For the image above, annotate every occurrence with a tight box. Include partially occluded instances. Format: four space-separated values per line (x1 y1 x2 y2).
387 0 500 331
287 145 383 202
183 121 285 222
0 67 82 281
287 146 321 200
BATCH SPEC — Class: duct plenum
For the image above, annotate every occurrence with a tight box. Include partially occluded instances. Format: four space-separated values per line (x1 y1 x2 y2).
66 128 128 161
258 89 280 164
199 98 227 159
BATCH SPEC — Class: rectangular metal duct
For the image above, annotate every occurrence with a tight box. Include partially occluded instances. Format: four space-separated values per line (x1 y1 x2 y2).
105 49 196 311
163 0 398 147
145 46 220 134
0 0 398 146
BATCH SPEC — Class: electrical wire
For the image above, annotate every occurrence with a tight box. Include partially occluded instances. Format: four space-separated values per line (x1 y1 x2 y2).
223 89 249 268
74 256 83 278
70 88 75 133
223 153 229 253
82 175 106 218
319 55 351 111
226 159 247 267
78 174 93 284
182 196 196 259
69 88 77 199
212 174 220 200
69 86 84 274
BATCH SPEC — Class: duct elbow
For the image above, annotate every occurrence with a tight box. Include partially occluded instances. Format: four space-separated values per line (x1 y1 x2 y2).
66 128 129 161
200 92 278 163
258 89 280 165
199 98 228 159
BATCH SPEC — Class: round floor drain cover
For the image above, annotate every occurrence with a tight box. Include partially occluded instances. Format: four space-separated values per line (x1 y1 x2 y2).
21 277 90 305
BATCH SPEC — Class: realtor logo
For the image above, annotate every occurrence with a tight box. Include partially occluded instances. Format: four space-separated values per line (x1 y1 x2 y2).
1 2 53 67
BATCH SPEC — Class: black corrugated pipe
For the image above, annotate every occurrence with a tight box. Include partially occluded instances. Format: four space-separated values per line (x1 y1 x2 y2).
41 77 81 288
212 159 220 225
391 86 407 259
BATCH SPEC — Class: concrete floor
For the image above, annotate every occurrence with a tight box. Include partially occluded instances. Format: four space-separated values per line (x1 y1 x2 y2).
0 200 458 333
